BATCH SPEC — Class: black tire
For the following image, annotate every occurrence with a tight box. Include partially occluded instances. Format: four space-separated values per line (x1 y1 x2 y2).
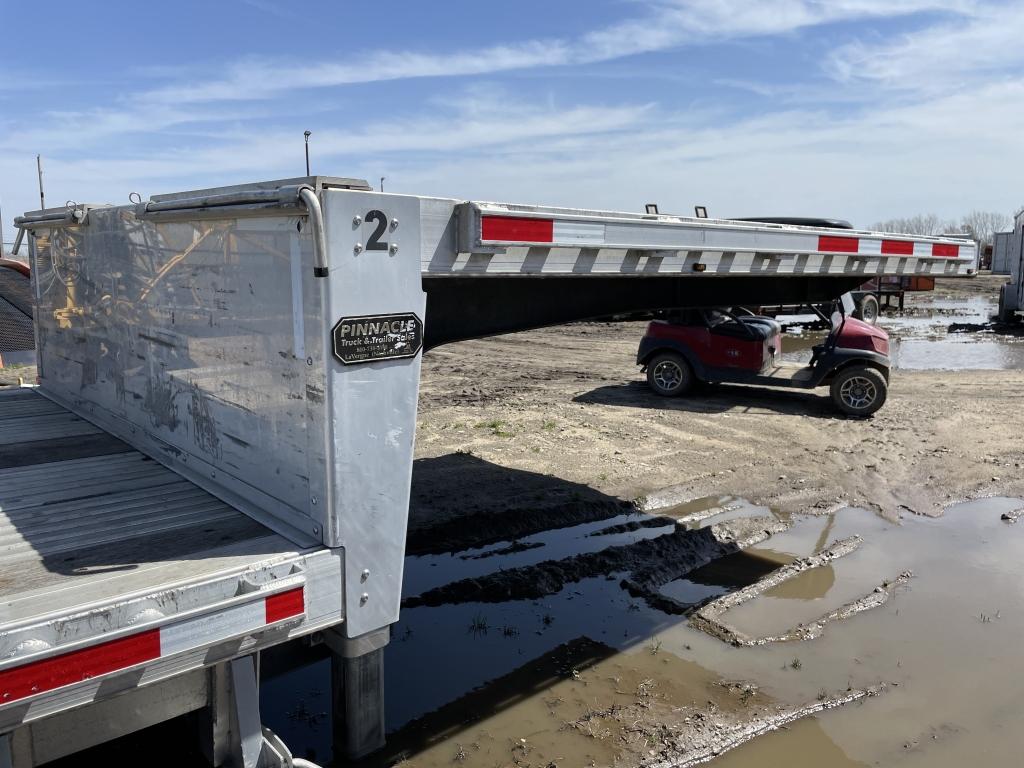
856 294 880 325
646 352 693 397
830 366 887 416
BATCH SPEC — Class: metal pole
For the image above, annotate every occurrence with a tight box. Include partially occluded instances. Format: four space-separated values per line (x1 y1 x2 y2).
36 154 46 210
304 131 312 177
380 177 385 193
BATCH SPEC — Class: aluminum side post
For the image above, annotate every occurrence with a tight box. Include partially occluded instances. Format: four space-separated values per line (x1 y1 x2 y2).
320 191 425 639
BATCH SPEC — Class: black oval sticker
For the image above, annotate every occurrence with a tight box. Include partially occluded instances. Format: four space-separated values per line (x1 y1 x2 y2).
331 312 424 365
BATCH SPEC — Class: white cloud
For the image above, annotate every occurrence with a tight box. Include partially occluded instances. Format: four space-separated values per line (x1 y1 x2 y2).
5 77 1022 230
828 3 1024 89
134 0 975 106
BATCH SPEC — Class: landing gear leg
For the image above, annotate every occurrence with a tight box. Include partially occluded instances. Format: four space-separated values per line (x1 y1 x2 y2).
327 627 390 760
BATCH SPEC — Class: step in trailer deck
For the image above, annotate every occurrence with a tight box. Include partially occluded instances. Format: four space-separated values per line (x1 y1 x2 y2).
4 177 976 766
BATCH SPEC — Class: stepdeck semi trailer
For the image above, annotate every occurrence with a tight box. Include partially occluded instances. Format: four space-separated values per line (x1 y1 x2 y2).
2 177 976 766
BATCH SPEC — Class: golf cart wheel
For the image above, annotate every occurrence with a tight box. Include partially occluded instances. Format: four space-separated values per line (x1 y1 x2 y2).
830 366 887 417
646 352 693 397
856 294 880 325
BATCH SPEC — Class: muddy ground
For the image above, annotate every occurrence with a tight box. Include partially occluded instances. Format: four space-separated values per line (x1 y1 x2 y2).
363 272 1024 768
412 274 1024 526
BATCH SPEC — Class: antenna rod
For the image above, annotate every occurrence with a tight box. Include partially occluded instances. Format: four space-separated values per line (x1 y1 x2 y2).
36 154 46 210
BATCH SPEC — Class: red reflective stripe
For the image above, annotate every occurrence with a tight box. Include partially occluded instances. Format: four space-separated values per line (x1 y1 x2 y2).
0 629 160 704
932 243 959 257
265 587 305 624
818 235 859 253
481 216 553 242
881 240 914 255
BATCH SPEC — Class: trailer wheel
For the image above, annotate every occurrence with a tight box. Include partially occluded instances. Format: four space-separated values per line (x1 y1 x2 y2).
856 294 880 325
830 366 887 417
646 352 693 397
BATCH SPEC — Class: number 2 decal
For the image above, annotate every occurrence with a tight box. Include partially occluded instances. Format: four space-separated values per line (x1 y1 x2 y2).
365 210 388 251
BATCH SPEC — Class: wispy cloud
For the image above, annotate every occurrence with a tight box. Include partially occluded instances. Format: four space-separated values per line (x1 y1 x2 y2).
135 0 975 106
238 0 295 19
827 3 1024 90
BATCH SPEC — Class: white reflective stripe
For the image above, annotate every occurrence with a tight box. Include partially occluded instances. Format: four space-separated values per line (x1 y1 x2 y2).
552 220 605 244
159 599 266 656
858 239 883 255
913 242 932 257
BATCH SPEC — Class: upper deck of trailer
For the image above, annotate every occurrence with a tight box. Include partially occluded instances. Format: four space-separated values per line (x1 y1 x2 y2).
14 177 978 281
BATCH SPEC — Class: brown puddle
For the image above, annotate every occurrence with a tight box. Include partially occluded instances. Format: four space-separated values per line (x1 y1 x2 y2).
779 296 1024 371
260 495 1024 768
709 716 868 767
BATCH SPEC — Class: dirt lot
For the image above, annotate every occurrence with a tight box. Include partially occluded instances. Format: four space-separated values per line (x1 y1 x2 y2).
413 275 1024 527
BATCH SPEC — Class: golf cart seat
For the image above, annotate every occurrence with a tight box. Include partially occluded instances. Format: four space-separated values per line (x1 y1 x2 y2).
709 320 773 340
740 316 782 338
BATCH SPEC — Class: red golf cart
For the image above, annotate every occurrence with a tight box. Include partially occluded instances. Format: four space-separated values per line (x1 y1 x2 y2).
637 293 890 416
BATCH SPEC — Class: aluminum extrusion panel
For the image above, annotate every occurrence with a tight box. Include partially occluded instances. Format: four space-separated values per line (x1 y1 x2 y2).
30 211 329 544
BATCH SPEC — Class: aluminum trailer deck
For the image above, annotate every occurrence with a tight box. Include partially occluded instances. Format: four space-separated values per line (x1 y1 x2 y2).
0 388 342 765
5 177 978 765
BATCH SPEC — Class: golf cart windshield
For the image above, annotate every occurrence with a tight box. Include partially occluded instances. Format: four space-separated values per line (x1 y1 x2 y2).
840 292 856 317
831 293 855 331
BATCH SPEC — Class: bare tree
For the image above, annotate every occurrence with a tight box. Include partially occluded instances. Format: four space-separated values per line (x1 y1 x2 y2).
960 210 1011 245
870 214 954 236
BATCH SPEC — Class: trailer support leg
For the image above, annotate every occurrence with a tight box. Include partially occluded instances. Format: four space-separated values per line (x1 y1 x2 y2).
326 627 390 760
203 654 297 768
231 656 265 768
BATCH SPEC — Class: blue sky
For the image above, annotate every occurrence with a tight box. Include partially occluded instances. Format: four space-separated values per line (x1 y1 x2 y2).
2 0 1022 240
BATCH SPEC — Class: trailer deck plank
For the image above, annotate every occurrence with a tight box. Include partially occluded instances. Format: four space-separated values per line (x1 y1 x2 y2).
0 388 311 627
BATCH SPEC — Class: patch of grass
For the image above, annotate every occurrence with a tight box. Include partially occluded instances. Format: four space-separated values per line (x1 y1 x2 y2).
500 625 520 638
468 614 489 635
649 637 662 655
790 658 802 670
475 418 514 437
541 613 555 627
542 419 557 431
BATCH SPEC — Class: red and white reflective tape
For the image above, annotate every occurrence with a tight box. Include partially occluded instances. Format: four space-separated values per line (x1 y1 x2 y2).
481 216 604 245
479 214 963 259
817 235 959 259
0 586 304 705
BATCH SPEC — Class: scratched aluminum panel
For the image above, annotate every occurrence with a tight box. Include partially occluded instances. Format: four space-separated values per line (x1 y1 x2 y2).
322 190 426 637
30 208 328 544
